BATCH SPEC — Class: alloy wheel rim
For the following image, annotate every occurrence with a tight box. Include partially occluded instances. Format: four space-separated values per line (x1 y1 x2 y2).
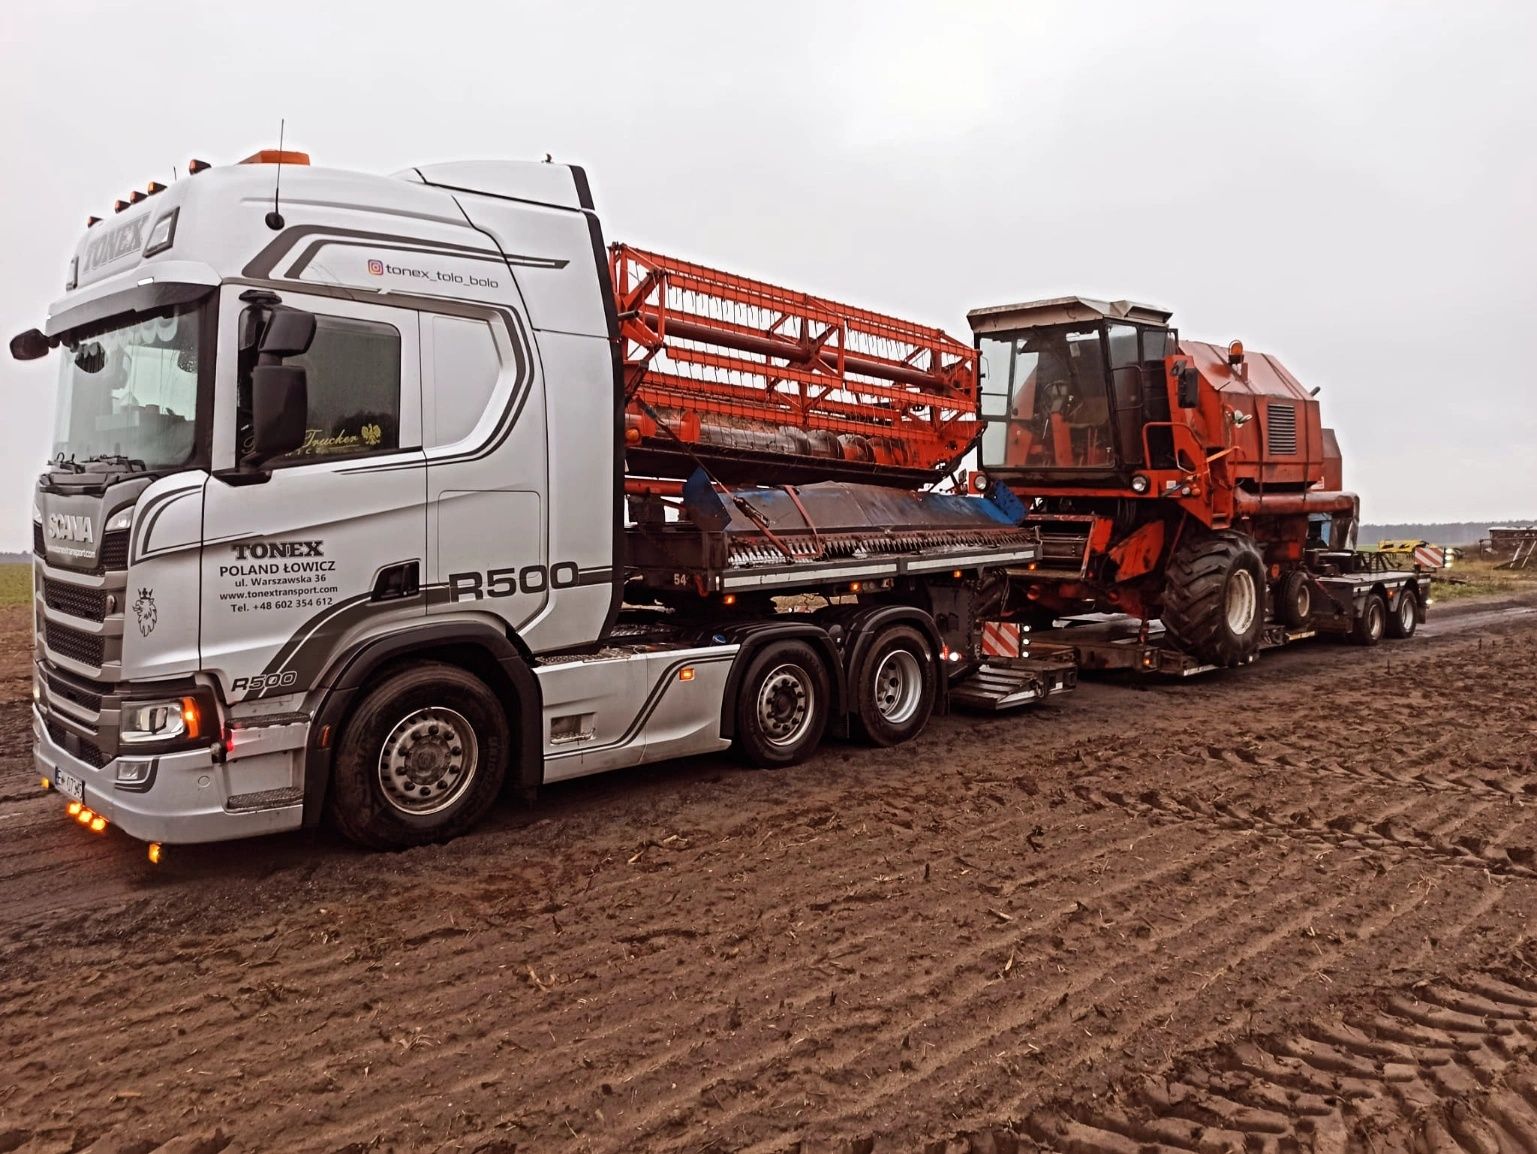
377 706 479 816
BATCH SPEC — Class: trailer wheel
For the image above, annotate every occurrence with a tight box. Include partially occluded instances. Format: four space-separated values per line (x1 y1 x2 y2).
328 662 509 850
852 625 937 747
734 641 831 768
1385 585 1419 639
1277 569 1313 629
1351 592 1387 646
1160 530 1267 667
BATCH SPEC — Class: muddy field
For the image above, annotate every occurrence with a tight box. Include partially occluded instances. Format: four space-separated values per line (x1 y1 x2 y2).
4 596 1537 1154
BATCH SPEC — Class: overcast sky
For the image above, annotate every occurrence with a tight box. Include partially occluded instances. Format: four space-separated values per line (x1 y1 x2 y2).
3 0 1534 547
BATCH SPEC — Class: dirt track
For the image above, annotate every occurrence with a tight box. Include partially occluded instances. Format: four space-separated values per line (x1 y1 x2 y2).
3 598 1537 1154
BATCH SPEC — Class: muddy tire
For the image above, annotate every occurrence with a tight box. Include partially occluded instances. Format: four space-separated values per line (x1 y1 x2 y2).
1351 592 1387 646
1385 584 1419 640
852 625 937 747
734 640 831 768
328 662 509 850
1160 530 1266 667
1277 569 1313 629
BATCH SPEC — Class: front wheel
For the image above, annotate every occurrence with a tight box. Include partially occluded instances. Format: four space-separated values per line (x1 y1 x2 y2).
328 662 510 850
852 624 937 747
734 640 831 768
1385 585 1419 639
1160 530 1267 667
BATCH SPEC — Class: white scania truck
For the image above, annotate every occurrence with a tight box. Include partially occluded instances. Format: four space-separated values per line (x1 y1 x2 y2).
16 150 1072 852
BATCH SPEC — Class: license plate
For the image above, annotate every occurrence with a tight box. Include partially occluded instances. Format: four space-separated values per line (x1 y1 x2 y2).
54 768 84 801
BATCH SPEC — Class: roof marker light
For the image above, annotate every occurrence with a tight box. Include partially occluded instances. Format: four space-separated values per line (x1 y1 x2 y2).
113 199 129 214
240 149 310 166
128 190 146 204
146 181 166 196
86 216 102 228
188 158 211 174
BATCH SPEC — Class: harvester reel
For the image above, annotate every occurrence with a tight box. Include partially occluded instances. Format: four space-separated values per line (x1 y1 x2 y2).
1160 530 1267 667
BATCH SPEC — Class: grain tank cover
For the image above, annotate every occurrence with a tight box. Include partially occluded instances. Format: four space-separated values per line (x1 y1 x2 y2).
613 246 980 488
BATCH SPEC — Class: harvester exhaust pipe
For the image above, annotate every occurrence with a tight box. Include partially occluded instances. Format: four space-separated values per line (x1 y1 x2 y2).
1232 491 1358 516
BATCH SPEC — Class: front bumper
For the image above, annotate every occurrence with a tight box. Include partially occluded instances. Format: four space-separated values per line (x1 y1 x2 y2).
33 705 303 844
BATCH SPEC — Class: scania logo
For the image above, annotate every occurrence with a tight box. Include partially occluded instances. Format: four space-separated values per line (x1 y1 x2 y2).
47 514 95 544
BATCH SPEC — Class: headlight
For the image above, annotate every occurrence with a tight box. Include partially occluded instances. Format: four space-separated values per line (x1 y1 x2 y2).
121 695 205 745
106 509 133 532
1130 474 1151 494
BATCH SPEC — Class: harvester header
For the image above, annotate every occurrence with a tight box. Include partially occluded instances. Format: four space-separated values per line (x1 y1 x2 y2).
612 244 980 487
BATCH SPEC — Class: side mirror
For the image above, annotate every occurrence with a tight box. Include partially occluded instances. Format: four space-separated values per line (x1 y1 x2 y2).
258 307 317 358
245 364 308 466
1175 363 1200 409
9 328 50 362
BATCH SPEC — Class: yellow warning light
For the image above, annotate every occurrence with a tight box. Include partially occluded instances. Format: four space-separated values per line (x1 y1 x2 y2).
66 800 83 816
147 842 164 865
722 594 737 606
952 570 963 579
849 582 862 593
75 807 94 825
89 816 107 833
678 667 696 682
40 777 51 790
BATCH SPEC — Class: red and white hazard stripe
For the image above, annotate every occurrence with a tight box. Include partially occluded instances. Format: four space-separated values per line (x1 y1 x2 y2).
981 621 1024 658
1413 545 1444 569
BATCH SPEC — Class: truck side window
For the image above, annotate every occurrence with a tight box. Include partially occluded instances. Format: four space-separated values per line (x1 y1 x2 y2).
429 315 500 447
238 313 403 462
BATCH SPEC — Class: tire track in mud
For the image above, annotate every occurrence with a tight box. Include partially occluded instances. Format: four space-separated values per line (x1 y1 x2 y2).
1018 960 1537 1154
1075 782 1537 881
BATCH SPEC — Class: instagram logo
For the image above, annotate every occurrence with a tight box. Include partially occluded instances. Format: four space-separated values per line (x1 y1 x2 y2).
366 258 384 276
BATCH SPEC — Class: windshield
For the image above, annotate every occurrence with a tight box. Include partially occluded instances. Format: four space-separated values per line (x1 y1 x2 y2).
52 303 203 469
979 325 1115 470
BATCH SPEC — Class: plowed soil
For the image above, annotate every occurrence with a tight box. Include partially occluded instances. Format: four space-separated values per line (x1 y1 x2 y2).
3 596 1537 1154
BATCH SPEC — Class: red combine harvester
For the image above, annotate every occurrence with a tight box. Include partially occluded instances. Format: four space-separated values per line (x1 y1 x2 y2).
967 297 1428 670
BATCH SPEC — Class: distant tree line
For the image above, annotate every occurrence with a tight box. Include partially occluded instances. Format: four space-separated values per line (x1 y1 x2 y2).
1360 521 1532 545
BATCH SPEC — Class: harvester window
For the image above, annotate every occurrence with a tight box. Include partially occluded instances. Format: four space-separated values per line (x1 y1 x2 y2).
237 312 402 463
978 326 1116 471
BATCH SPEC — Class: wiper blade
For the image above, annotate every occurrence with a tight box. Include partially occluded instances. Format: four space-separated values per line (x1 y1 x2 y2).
49 453 84 474
78 454 147 472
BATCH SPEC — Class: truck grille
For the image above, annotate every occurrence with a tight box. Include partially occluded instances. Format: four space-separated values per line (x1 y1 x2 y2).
1266 402 1298 455
45 718 110 768
42 665 107 712
100 528 129 570
43 579 107 622
44 620 104 668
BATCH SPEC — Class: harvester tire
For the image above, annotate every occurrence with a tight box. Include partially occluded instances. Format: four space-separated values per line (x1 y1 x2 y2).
1385 584 1418 640
1160 530 1266 667
1351 592 1387 646
1277 569 1313 629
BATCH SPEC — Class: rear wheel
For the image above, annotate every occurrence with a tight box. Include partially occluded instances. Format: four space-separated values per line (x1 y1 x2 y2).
852 625 937 747
1385 585 1419 639
1160 530 1267 667
328 662 509 850
734 641 831 768
1351 592 1387 646
1277 569 1313 629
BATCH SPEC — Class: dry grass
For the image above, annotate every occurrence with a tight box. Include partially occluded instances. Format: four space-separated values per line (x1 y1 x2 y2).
1429 555 1537 603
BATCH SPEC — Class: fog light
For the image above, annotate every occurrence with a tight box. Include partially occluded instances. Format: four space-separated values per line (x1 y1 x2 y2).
75 807 93 825
89 815 107 833
66 800 83 816
116 760 154 785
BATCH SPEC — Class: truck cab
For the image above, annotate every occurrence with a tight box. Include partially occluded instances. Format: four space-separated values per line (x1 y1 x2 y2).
19 153 624 846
